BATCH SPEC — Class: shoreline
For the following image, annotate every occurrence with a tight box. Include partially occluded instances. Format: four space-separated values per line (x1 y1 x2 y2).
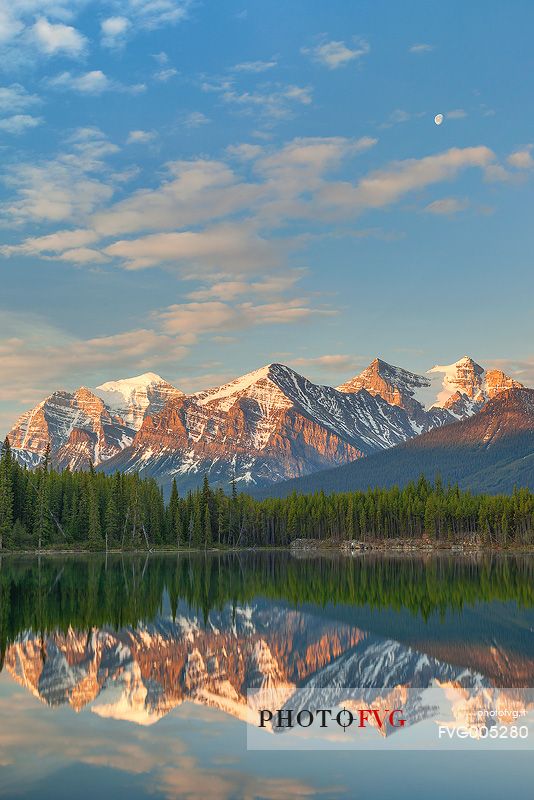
2 540 534 556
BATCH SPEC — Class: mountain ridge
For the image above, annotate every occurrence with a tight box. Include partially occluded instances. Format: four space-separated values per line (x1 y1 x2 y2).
256 388 534 497
5 355 527 491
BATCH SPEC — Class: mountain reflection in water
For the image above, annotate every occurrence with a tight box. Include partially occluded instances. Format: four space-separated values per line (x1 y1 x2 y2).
1 553 534 722
0 553 534 800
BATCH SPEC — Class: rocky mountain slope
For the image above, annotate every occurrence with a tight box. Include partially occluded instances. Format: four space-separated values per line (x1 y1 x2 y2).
6 356 525 490
100 363 439 489
261 388 534 496
8 373 181 471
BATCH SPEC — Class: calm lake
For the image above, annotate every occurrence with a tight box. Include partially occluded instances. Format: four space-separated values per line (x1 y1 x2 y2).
0 552 533 799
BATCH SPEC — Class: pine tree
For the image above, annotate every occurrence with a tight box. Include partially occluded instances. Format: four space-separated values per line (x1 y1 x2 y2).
204 503 212 549
87 483 103 550
34 448 52 550
168 479 180 545
192 494 203 548
0 438 14 550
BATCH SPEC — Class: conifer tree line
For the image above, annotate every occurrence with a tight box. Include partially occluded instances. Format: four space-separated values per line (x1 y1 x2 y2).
1 437 534 550
2 553 534 664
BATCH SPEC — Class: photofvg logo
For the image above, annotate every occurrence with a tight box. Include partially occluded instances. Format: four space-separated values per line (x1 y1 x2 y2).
246 687 534 751
259 706 406 732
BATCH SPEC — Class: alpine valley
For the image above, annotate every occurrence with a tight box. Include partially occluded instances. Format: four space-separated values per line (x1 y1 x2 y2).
5 356 530 493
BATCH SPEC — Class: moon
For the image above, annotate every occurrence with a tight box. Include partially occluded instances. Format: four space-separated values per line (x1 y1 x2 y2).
434 113 444 126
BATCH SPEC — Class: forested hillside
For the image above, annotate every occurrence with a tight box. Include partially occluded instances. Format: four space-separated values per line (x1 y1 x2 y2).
1 437 534 550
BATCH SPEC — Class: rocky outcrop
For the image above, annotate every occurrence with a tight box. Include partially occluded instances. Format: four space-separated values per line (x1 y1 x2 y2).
9 387 135 471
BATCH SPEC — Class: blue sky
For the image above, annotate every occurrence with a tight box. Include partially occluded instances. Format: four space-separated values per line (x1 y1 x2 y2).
1 0 533 432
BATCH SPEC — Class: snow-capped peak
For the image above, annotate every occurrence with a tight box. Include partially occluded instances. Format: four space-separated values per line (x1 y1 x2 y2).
193 364 274 405
95 373 182 430
427 356 523 413
96 372 170 394
428 356 485 408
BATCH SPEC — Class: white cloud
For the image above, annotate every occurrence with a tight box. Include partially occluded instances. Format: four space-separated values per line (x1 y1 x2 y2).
104 223 286 272
507 146 534 169
318 146 495 213
101 16 130 48
302 38 370 69
152 51 169 64
203 77 313 120
187 274 302 301
56 247 106 263
116 0 192 30
424 197 469 215
49 70 111 93
2 228 99 257
127 129 156 144
154 67 178 81
0 114 42 133
0 84 41 113
48 70 145 95
2 128 117 223
33 17 87 56
484 163 515 182
232 60 277 73
1 138 502 280
409 43 433 53
183 111 210 128
157 297 334 337
90 158 262 237
388 109 412 124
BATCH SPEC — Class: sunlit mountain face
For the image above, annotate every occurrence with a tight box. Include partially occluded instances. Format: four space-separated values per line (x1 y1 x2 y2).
1 554 534 730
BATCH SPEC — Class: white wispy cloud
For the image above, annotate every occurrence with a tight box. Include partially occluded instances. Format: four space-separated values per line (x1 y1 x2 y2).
0 114 42 133
317 146 495 213
507 146 534 169
33 17 87 56
2 128 118 223
0 84 41 113
302 37 370 69
154 67 178 81
231 60 277 73
424 197 469 215
0 0 192 69
202 77 313 120
409 43 434 53
0 84 42 134
48 70 145 95
126 129 156 144
183 111 211 128
103 222 287 272
101 16 130 48
2 138 499 280
157 297 335 338
116 0 192 30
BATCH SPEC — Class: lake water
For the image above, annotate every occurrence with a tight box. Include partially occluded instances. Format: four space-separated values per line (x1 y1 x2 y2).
0 552 533 799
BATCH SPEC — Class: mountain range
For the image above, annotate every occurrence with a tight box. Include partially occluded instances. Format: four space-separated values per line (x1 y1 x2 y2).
261 388 534 497
5 355 531 493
